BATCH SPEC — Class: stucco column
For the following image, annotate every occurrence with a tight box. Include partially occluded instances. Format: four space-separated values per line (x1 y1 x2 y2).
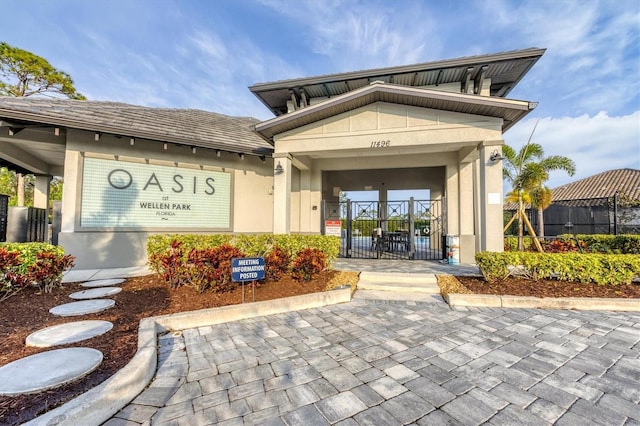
458 161 475 262
33 174 51 210
61 150 81 232
273 153 292 234
479 141 504 252
299 170 311 232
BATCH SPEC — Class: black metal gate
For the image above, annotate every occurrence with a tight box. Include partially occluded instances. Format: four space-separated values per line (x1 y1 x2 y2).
322 198 444 260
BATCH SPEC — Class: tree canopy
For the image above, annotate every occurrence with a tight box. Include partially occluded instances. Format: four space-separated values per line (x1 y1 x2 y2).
0 42 84 207
0 41 85 99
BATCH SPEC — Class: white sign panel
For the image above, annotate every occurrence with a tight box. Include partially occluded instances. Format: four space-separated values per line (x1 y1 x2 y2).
488 192 501 205
81 157 231 229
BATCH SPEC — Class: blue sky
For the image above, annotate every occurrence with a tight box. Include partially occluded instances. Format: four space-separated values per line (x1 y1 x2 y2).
1 0 639 191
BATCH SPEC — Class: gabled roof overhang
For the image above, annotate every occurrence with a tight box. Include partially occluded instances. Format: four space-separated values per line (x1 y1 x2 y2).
253 82 538 142
250 48 545 116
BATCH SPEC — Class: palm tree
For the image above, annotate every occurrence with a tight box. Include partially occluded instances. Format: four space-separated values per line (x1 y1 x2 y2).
530 185 553 239
503 139 576 250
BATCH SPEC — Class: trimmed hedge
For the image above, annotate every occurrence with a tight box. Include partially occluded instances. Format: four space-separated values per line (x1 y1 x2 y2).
505 234 640 254
475 251 640 285
147 234 340 273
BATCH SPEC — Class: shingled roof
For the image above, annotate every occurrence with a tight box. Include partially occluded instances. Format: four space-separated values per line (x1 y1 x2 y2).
0 97 273 156
552 168 640 201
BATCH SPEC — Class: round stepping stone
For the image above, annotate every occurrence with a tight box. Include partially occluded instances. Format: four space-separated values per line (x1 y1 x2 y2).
26 320 114 348
50 299 115 317
0 348 103 396
81 278 125 288
68 287 122 300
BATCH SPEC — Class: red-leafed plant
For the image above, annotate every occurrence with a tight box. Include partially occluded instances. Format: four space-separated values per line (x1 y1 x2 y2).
186 247 220 293
1 248 26 301
149 240 190 289
207 244 246 293
543 238 587 253
28 251 76 293
265 245 291 281
291 248 326 282
1 246 75 301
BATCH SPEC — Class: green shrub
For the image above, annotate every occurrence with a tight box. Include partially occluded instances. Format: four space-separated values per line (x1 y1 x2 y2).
475 251 640 284
504 236 537 252
291 248 327 282
0 243 75 300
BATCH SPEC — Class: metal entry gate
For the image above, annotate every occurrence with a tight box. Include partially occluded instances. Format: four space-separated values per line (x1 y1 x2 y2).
322 199 444 260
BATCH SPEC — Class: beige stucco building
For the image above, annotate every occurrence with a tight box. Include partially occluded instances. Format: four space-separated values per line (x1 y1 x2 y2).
0 48 545 268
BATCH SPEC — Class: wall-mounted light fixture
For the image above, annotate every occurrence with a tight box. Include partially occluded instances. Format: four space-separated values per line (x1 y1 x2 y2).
489 149 504 162
163 143 168 150
130 137 135 146
192 147 197 154
274 161 284 175
238 153 245 160
216 150 221 157
94 132 101 141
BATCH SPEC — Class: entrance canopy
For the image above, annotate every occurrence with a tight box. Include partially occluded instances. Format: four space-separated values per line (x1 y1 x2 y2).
251 48 546 261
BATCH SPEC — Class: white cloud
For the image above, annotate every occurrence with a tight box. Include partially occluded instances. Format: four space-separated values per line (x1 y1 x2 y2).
256 0 441 70
504 112 640 189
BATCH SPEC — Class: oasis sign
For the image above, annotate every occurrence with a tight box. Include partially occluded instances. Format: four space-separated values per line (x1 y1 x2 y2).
80 157 231 229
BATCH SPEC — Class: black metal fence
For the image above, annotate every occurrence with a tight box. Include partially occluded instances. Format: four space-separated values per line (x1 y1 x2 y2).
505 195 639 236
0 194 8 242
322 198 444 260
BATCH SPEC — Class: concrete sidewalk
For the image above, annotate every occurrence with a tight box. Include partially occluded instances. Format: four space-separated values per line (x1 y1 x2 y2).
60 259 480 285
62 265 152 284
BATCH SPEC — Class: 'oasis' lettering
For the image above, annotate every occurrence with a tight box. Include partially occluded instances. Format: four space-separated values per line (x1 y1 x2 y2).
107 169 215 195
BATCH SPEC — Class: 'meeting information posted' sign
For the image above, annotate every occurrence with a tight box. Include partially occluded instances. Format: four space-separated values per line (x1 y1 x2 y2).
80 157 231 228
232 257 265 282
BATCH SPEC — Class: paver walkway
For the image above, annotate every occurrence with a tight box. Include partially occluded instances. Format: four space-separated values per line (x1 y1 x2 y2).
107 296 640 425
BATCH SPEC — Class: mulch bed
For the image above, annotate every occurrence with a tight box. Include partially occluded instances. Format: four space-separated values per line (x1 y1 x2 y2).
456 276 640 298
0 270 357 425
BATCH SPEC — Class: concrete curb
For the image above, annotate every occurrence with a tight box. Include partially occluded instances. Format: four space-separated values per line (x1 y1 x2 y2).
27 287 352 425
444 293 640 311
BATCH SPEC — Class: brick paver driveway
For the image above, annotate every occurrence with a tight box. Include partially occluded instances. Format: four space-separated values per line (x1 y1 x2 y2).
108 299 640 425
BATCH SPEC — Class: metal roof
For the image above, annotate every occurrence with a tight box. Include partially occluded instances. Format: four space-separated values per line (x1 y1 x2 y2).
250 48 546 116
0 97 273 156
254 82 537 142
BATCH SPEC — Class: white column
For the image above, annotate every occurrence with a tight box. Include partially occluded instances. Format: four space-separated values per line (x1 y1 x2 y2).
445 163 459 235
273 153 292 234
310 168 322 233
479 141 504 252
458 161 476 262
299 170 311 232
33 174 51 209
379 187 388 231
61 150 81 232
